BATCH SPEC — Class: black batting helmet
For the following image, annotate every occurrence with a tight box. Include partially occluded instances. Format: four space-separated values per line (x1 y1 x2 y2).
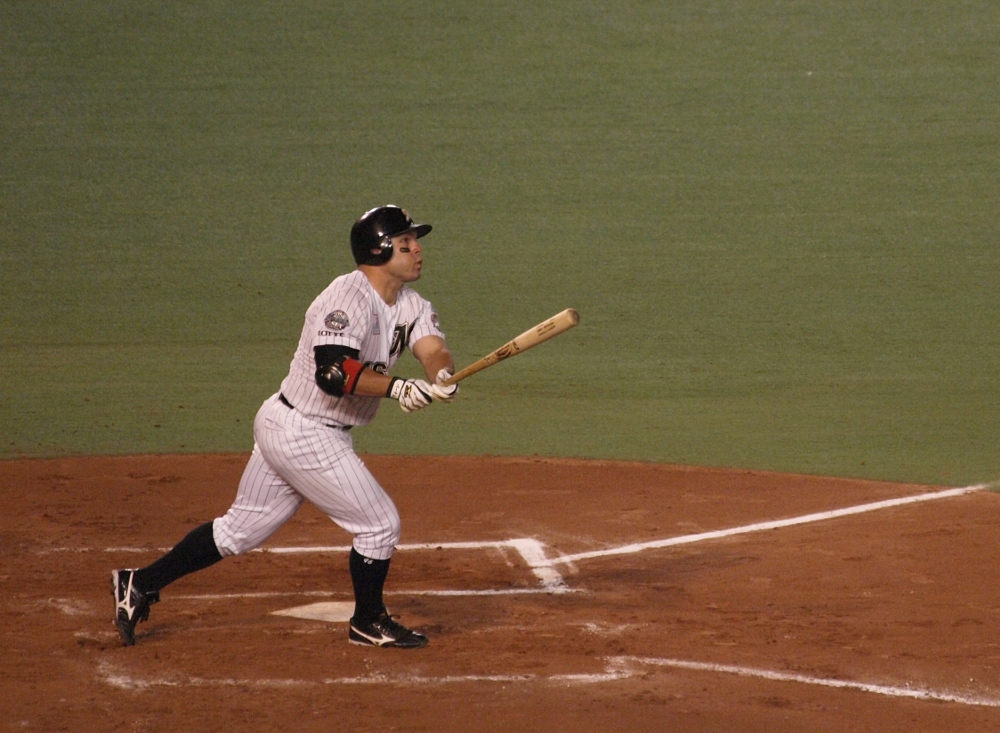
350 205 432 266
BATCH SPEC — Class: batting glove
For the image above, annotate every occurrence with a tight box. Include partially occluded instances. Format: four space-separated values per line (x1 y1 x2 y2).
387 377 434 413
429 368 459 403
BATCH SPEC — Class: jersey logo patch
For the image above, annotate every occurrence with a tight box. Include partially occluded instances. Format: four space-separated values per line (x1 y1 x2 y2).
390 322 416 358
324 310 350 331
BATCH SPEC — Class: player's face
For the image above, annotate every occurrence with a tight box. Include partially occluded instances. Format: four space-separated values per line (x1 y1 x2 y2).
387 232 423 282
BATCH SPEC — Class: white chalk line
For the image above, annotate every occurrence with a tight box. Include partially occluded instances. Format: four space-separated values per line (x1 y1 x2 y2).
615 656 1000 708
97 656 1000 707
80 540 519 554
97 660 536 690
95 659 634 692
80 539 573 594
86 483 994 576
92 483 1000 707
172 587 576 601
68 482 992 599
264 539 570 593
540 484 992 567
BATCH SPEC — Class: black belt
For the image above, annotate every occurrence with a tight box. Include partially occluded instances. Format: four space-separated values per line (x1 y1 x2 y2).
278 393 351 430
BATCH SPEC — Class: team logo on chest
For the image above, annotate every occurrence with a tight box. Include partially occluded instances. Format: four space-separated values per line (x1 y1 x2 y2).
390 322 416 358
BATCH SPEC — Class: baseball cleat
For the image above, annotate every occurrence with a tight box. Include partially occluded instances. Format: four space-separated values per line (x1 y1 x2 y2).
111 569 159 646
349 613 429 649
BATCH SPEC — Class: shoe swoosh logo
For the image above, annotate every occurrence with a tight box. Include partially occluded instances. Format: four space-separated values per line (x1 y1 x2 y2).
116 574 137 616
358 629 397 644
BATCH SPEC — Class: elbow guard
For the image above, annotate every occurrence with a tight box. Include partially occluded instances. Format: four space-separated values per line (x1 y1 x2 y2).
314 345 366 397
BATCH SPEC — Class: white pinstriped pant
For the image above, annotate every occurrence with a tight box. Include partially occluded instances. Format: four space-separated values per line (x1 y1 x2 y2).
212 393 400 561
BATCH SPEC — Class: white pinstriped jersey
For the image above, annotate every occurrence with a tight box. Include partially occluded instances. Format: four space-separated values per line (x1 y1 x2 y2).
278 270 445 427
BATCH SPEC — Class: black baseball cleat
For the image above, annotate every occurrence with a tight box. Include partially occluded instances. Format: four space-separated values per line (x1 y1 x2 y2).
111 569 159 646
349 612 429 649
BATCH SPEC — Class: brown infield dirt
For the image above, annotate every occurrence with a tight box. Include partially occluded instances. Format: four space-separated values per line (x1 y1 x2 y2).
1 453 999 733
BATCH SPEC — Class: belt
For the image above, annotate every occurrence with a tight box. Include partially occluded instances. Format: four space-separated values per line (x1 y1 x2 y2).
278 393 352 431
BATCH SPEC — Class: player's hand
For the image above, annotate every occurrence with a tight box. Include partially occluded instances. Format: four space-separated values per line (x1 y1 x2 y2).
387 378 434 413
429 368 459 403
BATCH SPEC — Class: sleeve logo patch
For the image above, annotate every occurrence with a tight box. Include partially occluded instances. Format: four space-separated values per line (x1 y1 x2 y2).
324 310 350 331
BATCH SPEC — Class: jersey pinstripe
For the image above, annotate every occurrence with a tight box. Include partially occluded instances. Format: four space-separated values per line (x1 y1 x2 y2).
279 270 445 427
213 394 401 561
118 212 447 649
214 269 445 561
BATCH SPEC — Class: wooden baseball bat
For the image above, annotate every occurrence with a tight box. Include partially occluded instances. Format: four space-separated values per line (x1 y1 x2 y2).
442 308 580 386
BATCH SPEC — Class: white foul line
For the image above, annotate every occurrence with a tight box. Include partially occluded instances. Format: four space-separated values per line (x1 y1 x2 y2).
89 483 993 595
539 484 991 567
93 483 1000 706
97 656 1000 706
614 656 1000 707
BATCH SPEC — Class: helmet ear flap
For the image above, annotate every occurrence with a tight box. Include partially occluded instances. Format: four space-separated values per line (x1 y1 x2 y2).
370 234 393 263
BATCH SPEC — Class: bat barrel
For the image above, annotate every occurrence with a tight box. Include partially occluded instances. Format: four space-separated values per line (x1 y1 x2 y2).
442 308 579 386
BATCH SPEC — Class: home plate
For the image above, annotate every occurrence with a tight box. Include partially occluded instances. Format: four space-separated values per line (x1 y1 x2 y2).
272 601 354 623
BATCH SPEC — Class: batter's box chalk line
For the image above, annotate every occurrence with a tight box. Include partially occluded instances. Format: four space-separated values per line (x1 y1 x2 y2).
77 481 993 599
265 539 573 621
89 483 1000 706
96 656 1000 707
257 482 994 619
247 481 996 588
260 538 573 595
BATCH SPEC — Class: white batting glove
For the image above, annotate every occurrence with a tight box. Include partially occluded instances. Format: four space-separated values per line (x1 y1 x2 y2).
429 367 459 403
387 377 434 413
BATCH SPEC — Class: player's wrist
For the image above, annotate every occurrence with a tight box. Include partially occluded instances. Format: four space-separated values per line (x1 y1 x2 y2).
387 377 434 413
386 377 405 400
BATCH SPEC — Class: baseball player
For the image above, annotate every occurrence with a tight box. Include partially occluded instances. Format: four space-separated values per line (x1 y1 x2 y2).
111 205 458 649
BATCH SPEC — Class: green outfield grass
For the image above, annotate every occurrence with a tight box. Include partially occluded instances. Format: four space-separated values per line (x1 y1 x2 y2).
2 1 998 485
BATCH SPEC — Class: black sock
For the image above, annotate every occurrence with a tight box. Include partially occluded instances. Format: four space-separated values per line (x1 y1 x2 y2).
134 521 223 593
349 547 391 623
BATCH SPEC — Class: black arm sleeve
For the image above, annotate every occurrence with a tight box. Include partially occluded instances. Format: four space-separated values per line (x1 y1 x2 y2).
314 344 362 397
